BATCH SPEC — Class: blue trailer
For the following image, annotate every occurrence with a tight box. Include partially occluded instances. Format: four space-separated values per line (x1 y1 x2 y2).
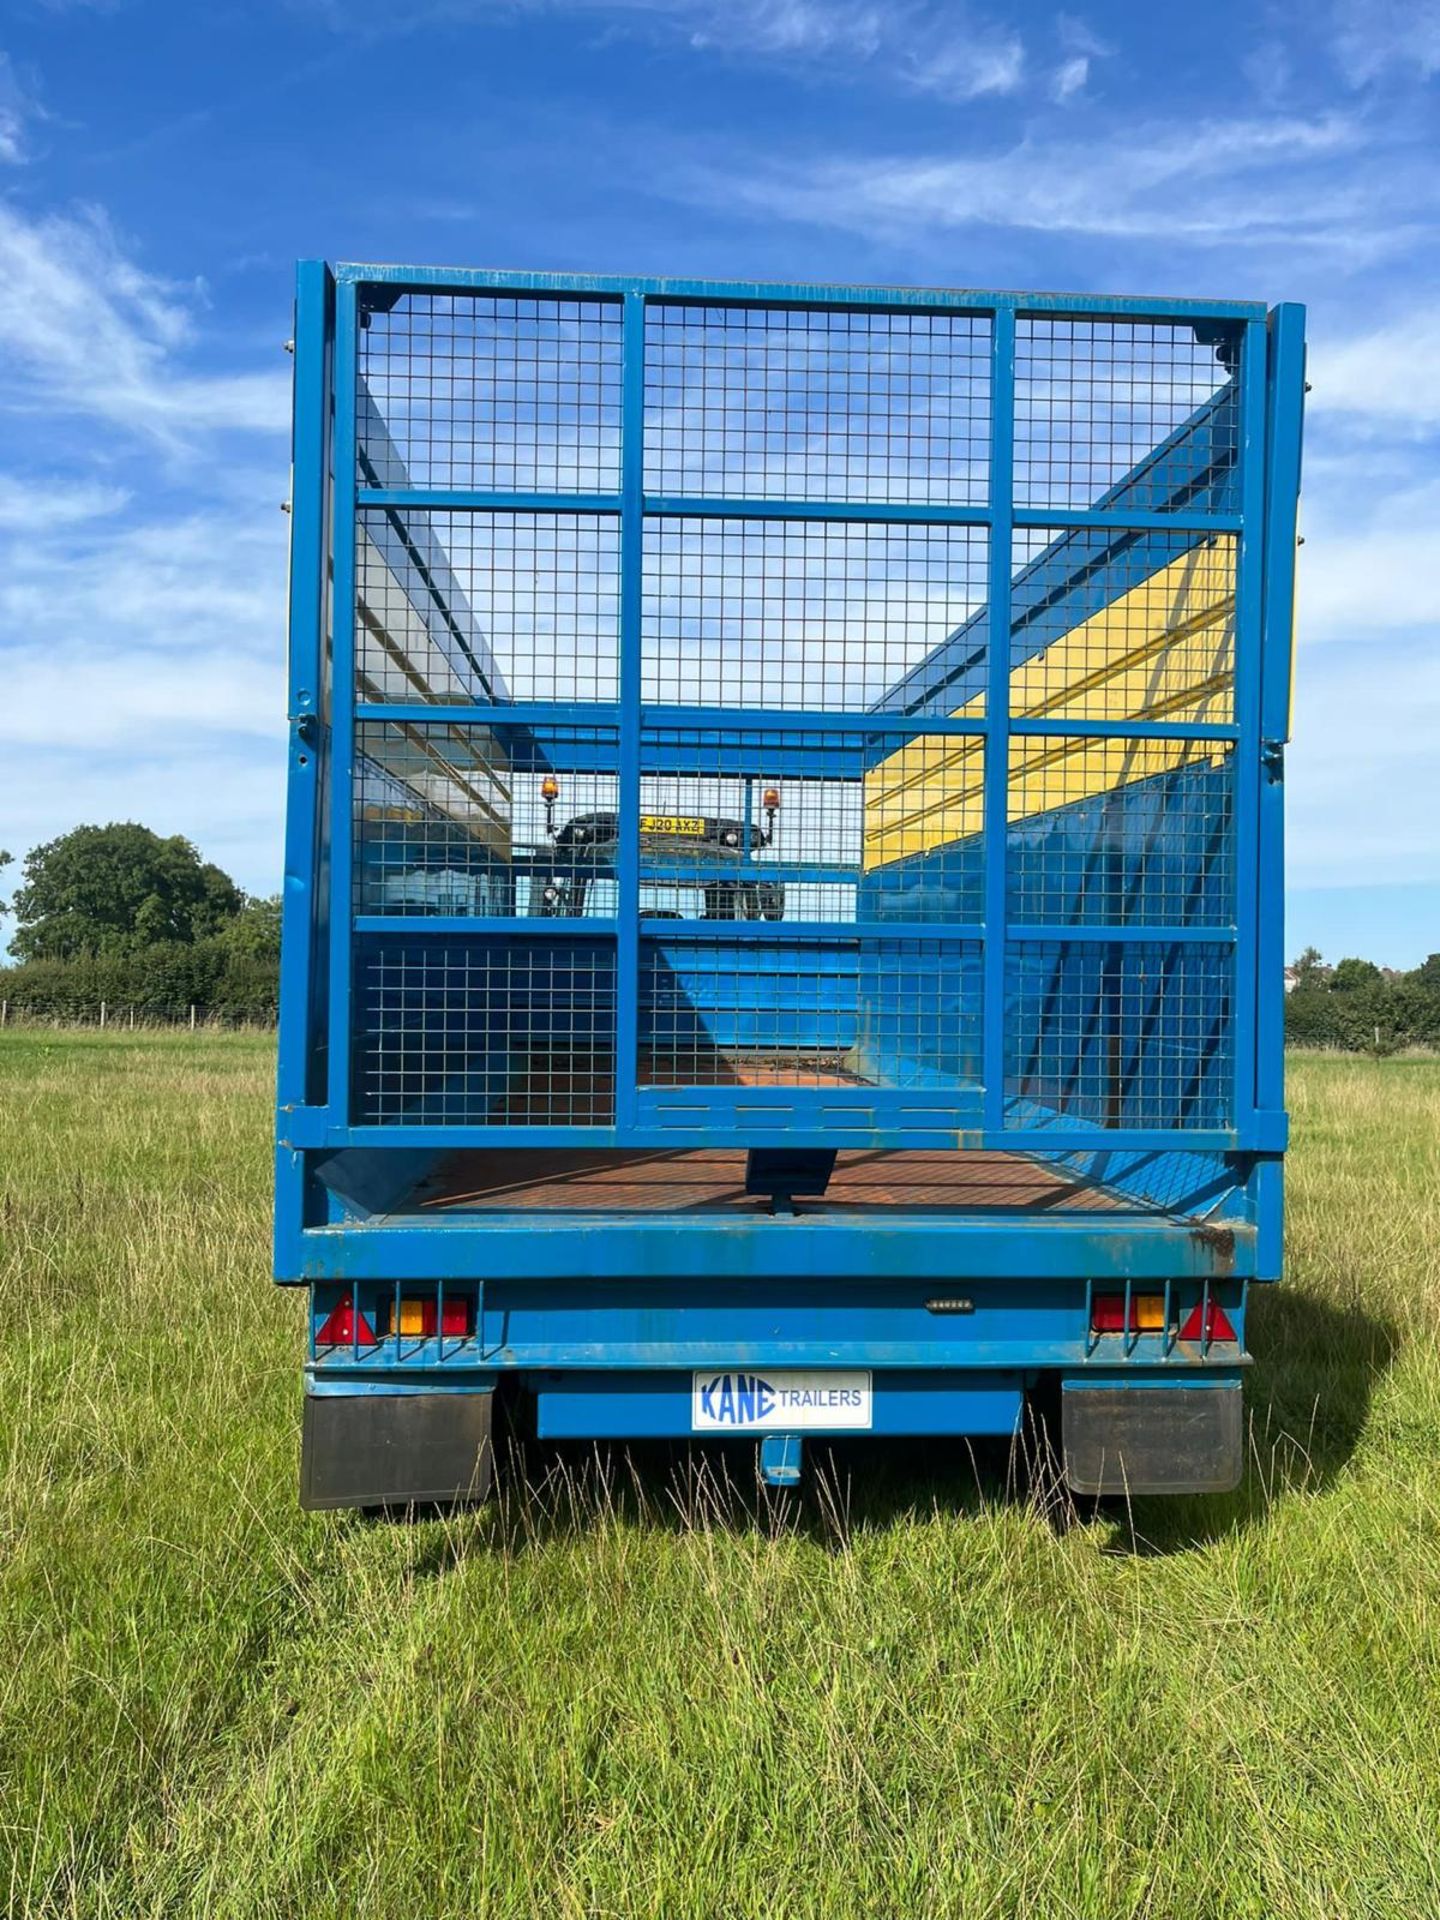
275 264 1305 1508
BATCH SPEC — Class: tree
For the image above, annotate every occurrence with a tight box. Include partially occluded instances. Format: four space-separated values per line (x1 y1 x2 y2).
1330 956 1383 993
1289 945 1328 987
10 824 244 962
217 895 281 964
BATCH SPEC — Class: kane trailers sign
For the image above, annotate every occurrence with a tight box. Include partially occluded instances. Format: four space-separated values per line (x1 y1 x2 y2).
691 1371 874 1431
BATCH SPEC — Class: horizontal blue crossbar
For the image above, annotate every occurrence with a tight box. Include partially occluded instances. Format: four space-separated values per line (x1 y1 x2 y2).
279 1112 1254 1154
359 486 1242 537
337 263 1268 323
361 488 622 514
288 1215 1257 1285
353 700 1242 745
350 915 1231 940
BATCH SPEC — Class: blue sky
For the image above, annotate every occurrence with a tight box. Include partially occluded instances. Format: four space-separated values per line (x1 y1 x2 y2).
0 0 1437 965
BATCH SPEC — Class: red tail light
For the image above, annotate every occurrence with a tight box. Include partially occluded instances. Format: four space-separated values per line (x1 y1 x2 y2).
1091 1292 1166 1334
380 1295 473 1338
315 1299 377 1347
1179 1300 1237 1342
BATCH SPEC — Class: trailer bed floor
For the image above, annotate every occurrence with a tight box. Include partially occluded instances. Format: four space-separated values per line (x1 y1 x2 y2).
404 1148 1146 1217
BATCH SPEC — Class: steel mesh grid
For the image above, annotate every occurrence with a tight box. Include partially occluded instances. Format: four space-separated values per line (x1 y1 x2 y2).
1006 736 1235 928
642 518 987 711
355 937 617 1126
354 721 621 918
644 304 990 504
1015 318 1240 512
631 725 988 926
1005 940 1233 1130
1009 528 1235 723
639 936 982 1089
356 509 620 703
356 291 622 492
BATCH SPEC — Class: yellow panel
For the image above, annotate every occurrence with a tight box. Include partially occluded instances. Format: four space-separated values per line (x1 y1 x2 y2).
1009 540 1235 726
863 541 1234 870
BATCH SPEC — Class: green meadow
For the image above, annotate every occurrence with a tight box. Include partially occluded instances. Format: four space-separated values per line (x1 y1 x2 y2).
2 1030 1438 1918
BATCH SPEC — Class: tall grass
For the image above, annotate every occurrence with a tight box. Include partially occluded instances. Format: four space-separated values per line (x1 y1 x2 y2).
2 1034 1439 1918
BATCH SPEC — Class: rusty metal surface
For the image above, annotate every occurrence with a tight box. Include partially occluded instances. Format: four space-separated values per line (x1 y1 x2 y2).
411 1148 1131 1216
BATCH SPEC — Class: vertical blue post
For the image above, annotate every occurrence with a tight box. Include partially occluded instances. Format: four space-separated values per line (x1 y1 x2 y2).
614 291 646 1129
325 279 360 1120
1231 318 1270 1139
1254 302 1306 1276
275 260 334 1275
982 308 1016 1133
278 259 333 1111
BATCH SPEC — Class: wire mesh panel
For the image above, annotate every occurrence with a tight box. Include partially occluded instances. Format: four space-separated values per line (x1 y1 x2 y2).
354 720 620 918
1009 529 1235 724
633 725 988 926
639 936 982 1091
355 937 617 1126
642 519 987 710
357 291 622 492
645 304 990 504
332 271 1273 1153
356 509 620 703
1015 319 1240 512
1006 738 1235 928
1005 941 1234 1131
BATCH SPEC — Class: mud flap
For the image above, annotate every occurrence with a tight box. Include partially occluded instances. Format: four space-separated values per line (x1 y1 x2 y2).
300 1391 494 1511
1062 1382 1243 1496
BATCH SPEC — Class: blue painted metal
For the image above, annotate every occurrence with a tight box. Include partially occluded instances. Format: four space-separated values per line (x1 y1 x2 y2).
1251 304 1307 1281
758 1434 805 1484
535 1376 1024 1442
614 291 646 1132
280 1112 1278 1154
304 1275 1248 1371
276 263 1302 1474
324 279 359 1119
332 262 1267 321
1230 319 1270 1143
983 308 1016 1134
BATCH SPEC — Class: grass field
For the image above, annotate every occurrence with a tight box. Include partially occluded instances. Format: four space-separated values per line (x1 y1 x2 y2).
2 1032 1439 1918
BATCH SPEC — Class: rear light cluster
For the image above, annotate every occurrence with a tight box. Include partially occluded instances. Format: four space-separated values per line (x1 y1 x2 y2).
1090 1293 1236 1341
315 1292 474 1348
382 1295 472 1338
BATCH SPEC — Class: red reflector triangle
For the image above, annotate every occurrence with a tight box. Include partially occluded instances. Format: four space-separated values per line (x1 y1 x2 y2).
316 1300 377 1347
1179 1300 1236 1342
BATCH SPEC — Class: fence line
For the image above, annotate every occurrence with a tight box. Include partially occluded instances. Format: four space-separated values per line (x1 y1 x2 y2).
0 1000 277 1033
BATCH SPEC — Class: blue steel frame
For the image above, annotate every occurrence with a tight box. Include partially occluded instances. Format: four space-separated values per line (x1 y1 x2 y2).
276 264 1305 1408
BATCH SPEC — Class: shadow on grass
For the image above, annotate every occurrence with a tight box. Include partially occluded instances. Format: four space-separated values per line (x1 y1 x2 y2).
372 1286 1400 1573
1088 1285 1401 1558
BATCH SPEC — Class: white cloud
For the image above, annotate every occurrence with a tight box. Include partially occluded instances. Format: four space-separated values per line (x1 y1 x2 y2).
1050 55 1088 102
675 0 890 58
1295 477 1440 643
0 644 281 750
0 498 289 895
1308 312 1440 428
308 0 1028 99
576 0 1028 99
0 193 291 901
0 737 286 901
902 26 1023 102
1048 14 1108 103
0 504 286 689
1330 0 1440 85
0 53 45 164
0 201 289 450
0 472 129 529
1288 637 1440 887
681 112 1388 251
